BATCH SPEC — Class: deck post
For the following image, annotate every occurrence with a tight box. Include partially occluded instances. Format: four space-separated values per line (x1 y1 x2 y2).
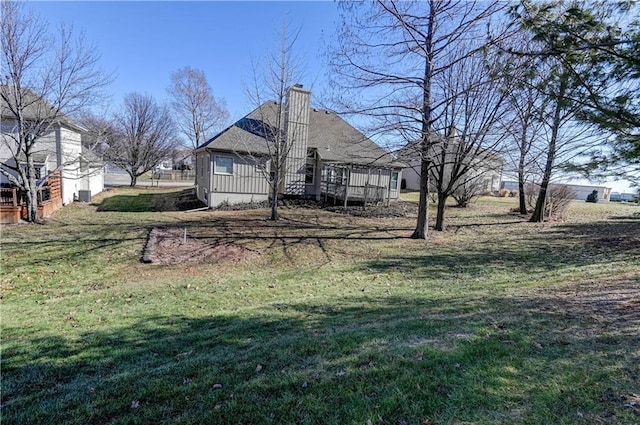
363 168 371 208
386 169 392 207
343 167 351 208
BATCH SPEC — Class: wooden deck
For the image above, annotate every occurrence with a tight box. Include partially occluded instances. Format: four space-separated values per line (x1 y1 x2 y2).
0 172 63 223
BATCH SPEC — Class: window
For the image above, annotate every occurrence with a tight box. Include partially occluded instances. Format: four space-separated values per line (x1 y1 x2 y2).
214 155 233 175
390 171 399 190
305 151 316 184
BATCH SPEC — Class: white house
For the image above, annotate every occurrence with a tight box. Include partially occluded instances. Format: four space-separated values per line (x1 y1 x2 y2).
1 87 104 209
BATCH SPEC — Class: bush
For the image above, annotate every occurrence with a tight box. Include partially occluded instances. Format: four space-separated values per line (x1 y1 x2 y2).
452 178 487 207
509 190 519 198
585 190 598 203
499 189 510 197
525 183 576 220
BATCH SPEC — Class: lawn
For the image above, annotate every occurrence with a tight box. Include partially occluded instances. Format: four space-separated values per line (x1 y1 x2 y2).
2 187 639 424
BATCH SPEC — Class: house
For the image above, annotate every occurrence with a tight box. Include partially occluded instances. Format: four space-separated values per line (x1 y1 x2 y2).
195 85 403 208
1 87 104 222
499 181 612 201
398 134 503 193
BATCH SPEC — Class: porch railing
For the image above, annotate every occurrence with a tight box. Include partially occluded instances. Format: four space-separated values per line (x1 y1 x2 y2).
0 186 52 207
322 181 387 204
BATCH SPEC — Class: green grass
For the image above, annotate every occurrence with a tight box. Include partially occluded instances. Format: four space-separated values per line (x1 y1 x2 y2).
2 187 639 424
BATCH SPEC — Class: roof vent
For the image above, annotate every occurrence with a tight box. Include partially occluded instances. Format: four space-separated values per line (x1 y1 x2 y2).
312 108 318 112
325 110 330 114
293 83 303 88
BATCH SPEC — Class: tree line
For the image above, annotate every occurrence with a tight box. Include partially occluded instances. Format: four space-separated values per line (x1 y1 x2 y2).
327 0 639 237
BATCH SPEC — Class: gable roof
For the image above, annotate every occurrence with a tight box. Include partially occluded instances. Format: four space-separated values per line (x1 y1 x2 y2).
395 136 504 168
197 102 403 168
0 85 86 133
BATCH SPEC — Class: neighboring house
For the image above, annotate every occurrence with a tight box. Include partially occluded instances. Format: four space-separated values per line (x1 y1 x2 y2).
398 136 503 193
171 149 195 170
195 85 403 208
1 88 104 222
610 192 636 202
500 181 612 201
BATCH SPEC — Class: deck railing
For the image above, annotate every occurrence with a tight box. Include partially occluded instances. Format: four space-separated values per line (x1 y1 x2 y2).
322 181 387 204
0 186 52 206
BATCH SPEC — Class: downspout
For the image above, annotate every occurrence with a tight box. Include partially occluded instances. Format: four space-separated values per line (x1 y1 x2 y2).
209 151 214 208
55 126 65 204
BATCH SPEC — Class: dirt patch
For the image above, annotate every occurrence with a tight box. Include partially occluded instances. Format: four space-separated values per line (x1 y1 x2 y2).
145 227 258 265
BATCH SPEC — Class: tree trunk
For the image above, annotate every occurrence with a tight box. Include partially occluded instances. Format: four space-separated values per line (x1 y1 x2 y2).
270 184 279 221
411 155 430 239
518 176 527 214
410 2 436 240
518 132 528 214
129 174 137 187
435 192 447 231
26 184 39 223
530 76 567 223
23 158 40 223
435 192 447 232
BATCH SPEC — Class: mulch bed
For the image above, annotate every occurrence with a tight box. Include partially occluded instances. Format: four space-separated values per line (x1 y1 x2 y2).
213 197 419 218
143 227 258 265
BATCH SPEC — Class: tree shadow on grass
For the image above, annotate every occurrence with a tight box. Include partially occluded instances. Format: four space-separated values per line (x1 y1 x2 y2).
3 282 639 425
361 219 640 279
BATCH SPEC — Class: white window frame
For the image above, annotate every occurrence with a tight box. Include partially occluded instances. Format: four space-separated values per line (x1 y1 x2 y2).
214 155 234 175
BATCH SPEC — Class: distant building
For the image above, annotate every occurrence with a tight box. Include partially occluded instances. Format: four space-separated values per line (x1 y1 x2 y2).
610 192 636 202
500 181 611 201
397 135 503 193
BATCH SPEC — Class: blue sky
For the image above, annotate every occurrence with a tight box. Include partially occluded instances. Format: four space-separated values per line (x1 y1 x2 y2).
29 1 340 119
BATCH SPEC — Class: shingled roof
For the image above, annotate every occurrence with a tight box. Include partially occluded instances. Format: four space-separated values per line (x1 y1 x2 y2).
197 102 403 168
0 85 86 133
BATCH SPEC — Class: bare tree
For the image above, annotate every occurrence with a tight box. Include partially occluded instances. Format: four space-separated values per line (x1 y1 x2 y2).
239 20 306 221
328 0 507 238
168 66 229 151
102 93 176 187
428 45 510 230
502 84 548 214
0 0 110 222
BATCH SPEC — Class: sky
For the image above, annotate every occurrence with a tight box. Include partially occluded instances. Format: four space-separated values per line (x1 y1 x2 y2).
28 1 340 119
25 1 637 193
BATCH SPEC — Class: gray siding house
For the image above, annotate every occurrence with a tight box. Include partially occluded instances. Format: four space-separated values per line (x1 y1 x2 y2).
195 85 403 208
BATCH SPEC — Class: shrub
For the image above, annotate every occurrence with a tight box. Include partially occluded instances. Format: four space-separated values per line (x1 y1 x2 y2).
452 178 487 207
585 190 598 203
525 183 576 220
499 189 510 197
509 190 519 198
